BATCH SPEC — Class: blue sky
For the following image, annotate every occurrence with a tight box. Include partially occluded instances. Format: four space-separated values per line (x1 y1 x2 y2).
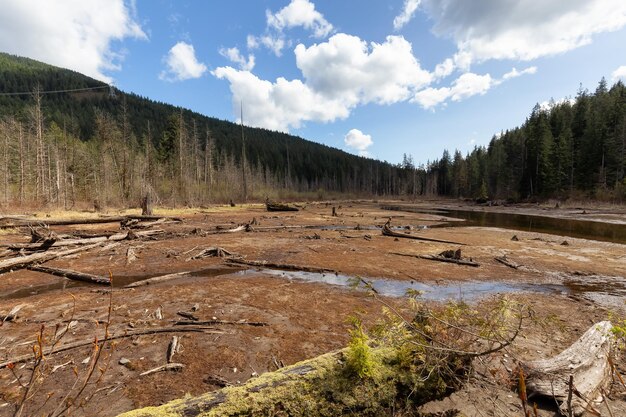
1 0 626 165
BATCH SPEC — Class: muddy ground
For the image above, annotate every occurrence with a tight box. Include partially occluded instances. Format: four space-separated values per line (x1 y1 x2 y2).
0 200 625 416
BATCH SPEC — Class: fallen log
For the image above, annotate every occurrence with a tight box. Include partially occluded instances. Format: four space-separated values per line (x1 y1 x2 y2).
494 255 521 269
0 215 181 229
382 224 464 245
0 326 226 369
115 345 454 417
390 252 480 267
26 265 111 285
0 243 103 274
521 321 614 416
125 271 193 288
266 202 299 212
225 258 335 273
4 229 163 251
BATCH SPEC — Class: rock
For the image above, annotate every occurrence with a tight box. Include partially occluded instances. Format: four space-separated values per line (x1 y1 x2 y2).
119 357 131 366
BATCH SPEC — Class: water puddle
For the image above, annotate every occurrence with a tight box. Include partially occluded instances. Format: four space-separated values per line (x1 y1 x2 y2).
381 205 626 244
234 269 547 301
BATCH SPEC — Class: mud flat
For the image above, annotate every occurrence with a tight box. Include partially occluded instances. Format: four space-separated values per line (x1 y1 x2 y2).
0 200 624 416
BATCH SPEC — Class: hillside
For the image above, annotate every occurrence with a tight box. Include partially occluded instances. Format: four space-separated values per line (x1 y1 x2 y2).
0 52 408 206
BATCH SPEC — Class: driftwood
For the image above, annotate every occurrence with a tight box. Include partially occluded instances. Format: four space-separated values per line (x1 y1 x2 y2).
225 258 334 273
0 304 25 325
0 326 225 369
26 265 111 285
166 336 180 363
173 319 268 327
4 229 163 251
522 321 614 416
124 271 194 288
494 255 521 269
382 223 464 245
266 202 299 212
187 247 239 261
0 243 103 274
140 363 185 377
390 251 480 267
0 215 181 229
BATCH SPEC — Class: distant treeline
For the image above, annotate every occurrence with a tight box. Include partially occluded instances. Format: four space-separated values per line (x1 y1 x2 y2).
413 78 626 202
1 52 624 207
0 53 412 207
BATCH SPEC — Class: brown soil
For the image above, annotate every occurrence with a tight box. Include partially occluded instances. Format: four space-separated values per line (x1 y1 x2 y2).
0 200 624 417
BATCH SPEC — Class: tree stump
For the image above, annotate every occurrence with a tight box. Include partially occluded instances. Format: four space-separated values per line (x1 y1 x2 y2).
521 321 614 416
141 194 153 216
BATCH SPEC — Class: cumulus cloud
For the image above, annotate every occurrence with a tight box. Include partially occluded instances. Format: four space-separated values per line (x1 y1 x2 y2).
160 42 208 82
295 34 431 105
267 0 333 38
214 33 432 131
393 0 421 31
344 129 373 156
213 66 350 131
0 0 145 83
612 65 626 81
421 0 626 66
219 47 255 71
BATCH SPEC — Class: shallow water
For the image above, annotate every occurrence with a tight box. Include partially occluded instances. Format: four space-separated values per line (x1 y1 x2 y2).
381 205 626 244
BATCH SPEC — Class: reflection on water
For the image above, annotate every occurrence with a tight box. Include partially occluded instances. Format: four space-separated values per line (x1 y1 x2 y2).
236 269 545 301
382 206 626 244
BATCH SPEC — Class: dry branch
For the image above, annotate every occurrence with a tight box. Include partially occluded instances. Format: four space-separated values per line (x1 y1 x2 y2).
124 271 194 288
140 363 184 377
382 223 464 245
494 255 521 269
390 251 480 267
225 258 334 273
173 319 268 327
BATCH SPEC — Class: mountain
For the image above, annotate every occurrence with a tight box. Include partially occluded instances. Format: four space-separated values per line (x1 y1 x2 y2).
0 53 410 206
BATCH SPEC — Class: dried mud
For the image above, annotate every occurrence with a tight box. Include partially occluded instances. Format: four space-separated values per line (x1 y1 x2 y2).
0 200 624 416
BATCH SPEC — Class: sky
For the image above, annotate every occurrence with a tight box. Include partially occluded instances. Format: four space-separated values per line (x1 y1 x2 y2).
1 0 626 165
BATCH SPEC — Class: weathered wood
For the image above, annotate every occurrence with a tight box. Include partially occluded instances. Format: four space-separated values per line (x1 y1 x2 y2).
166 336 179 363
225 258 335 273
390 251 480 267
494 255 521 269
0 215 181 229
26 265 111 285
0 243 103 274
266 202 299 212
173 319 268 327
522 321 614 416
382 224 464 245
4 229 163 251
0 326 225 369
187 247 239 260
141 194 153 216
124 271 194 288
140 363 185 377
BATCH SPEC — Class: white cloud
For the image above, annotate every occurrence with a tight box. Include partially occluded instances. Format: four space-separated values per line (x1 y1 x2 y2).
248 34 287 57
502 66 537 80
421 0 626 66
159 42 208 82
412 72 493 109
214 33 433 132
213 66 350 132
433 58 455 79
219 47 255 71
393 0 421 31
295 34 432 105
266 0 333 38
612 65 626 81
344 129 373 156
0 0 146 83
